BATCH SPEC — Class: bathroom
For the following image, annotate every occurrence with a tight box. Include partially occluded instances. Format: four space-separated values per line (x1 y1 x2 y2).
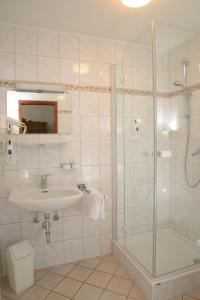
1 0 200 299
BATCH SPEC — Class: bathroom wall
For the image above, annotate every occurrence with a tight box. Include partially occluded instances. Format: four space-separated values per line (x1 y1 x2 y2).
0 23 122 274
166 32 200 244
116 45 171 240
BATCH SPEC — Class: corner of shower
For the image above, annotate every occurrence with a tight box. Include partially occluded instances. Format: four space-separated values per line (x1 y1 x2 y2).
112 22 200 300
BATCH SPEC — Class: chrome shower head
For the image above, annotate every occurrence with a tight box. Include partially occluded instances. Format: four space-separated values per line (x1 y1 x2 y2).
173 80 184 87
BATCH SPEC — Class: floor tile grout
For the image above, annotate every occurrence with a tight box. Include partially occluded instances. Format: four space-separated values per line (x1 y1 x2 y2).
1 255 147 300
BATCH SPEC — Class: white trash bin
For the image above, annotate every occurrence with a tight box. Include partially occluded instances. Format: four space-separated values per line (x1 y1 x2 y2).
6 240 34 294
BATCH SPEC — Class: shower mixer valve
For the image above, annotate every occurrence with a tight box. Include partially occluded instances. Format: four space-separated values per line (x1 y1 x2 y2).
132 119 141 138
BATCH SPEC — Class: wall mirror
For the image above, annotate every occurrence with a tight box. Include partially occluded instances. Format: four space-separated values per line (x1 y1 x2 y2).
6 90 72 135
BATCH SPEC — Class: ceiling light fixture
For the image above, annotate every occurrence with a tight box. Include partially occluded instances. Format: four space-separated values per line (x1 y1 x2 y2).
121 0 151 8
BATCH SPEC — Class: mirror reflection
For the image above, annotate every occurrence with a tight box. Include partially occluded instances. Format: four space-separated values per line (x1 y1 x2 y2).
6 91 72 135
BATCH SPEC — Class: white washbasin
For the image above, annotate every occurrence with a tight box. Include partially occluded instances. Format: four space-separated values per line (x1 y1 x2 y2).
9 185 83 212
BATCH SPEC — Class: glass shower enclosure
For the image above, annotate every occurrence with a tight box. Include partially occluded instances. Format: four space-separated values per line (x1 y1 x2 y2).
115 22 200 278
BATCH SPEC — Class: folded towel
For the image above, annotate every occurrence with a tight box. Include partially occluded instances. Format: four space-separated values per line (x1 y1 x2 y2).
88 188 107 220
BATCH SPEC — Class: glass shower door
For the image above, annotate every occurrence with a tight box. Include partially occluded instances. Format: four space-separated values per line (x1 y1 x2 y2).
155 22 200 276
115 26 155 275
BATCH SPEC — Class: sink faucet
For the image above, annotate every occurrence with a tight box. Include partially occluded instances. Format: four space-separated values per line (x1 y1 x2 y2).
41 174 51 190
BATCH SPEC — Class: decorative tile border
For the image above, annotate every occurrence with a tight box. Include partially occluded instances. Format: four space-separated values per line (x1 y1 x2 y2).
1 79 200 98
0 80 111 93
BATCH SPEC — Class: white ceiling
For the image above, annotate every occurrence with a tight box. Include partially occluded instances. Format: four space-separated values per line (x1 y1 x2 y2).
0 0 200 43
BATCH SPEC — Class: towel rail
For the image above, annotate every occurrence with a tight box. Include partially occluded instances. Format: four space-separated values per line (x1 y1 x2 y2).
77 184 90 193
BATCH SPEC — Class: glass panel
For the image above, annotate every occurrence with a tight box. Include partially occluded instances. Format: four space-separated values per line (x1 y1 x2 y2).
116 59 125 247
155 22 200 276
115 26 155 275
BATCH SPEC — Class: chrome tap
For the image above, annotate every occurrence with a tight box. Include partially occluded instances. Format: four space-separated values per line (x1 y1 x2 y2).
41 173 51 191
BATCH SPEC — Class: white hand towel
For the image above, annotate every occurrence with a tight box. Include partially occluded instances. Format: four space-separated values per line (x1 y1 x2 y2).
89 188 106 220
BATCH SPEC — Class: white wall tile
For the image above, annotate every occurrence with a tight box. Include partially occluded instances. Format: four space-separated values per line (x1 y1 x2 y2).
0 23 14 53
17 144 40 169
64 238 83 263
82 165 100 188
44 241 64 267
83 215 100 237
0 197 20 225
100 165 112 188
0 53 15 80
50 218 64 242
18 169 40 187
83 236 101 259
134 45 151 69
59 32 79 59
61 141 80 164
15 25 37 55
15 54 37 81
60 58 79 84
63 215 82 240
62 169 81 185
33 244 44 269
0 223 21 250
100 117 111 140
15 26 37 55
62 200 82 217
98 63 111 87
100 210 112 234
38 56 59 82
0 23 115 272
80 36 98 61
80 92 98 116
81 141 99 165
99 93 111 116
81 117 99 141
100 233 112 255
99 40 115 64
38 29 58 57
80 61 98 85
0 170 18 197
60 116 80 142
0 87 7 113
21 221 44 245
100 141 111 164
39 146 60 168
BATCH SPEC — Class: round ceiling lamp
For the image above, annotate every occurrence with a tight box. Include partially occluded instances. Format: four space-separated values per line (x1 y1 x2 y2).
121 0 151 8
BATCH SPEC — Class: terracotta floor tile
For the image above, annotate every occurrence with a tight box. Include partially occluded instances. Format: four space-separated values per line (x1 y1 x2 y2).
115 267 130 279
34 269 48 283
23 285 50 300
103 255 117 262
68 265 93 282
107 276 134 296
129 286 146 300
79 257 102 269
45 292 71 300
100 290 127 300
74 283 103 300
86 270 112 288
2 286 25 300
54 277 82 298
96 260 119 275
48 263 75 276
186 288 200 298
36 272 63 290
